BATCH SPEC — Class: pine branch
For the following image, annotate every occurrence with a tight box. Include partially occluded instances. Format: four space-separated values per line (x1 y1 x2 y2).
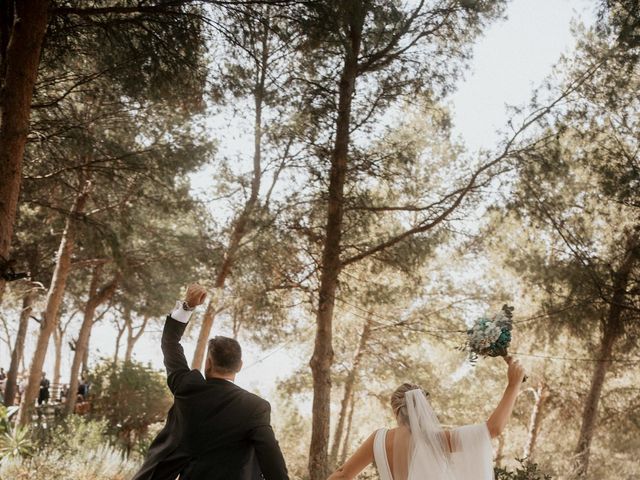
340 59 608 267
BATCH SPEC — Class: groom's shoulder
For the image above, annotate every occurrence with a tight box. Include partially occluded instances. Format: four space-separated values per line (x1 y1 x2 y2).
236 387 271 410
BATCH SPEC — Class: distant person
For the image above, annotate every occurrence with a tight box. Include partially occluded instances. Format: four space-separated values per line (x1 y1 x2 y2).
78 375 89 400
59 383 69 403
0 367 6 381
132 283 288 480
38 372 50 405
75 393 90 415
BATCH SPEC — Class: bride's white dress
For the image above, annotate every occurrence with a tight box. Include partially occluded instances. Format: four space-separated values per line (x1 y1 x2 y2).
373 390 494 480
373 429 394 480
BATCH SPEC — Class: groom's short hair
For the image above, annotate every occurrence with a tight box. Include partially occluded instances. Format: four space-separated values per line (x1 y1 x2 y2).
208 336 242 373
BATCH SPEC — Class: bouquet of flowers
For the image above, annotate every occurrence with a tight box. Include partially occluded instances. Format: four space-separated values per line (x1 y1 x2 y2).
465 304 514 362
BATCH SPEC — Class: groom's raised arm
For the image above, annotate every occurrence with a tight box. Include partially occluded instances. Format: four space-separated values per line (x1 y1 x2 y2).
161 284 207 394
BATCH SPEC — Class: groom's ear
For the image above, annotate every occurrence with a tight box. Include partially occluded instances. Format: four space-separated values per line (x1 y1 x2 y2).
238 359 243 372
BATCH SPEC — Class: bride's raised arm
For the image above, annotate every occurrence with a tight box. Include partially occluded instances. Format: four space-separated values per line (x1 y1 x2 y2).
327 432 375 480
486 356 525 438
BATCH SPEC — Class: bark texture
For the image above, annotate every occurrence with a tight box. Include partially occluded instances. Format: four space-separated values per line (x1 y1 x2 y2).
573 234 638 478
523 381 549 460
191 31 268 370
308 17 361 478
339 388 356 466
65 265 117 414
124 312 149 363
52 320 64 397
0 0 50 266
4 287 37 406
330 316 371 466
17 180 90 426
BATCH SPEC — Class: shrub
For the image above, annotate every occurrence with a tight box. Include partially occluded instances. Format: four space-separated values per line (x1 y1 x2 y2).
88 360 172 453
0 425 35 460
0 405 35 461
133 421 165 458
495 459 553 480
0 443 137 480
0 416 138 480
46 415 112 454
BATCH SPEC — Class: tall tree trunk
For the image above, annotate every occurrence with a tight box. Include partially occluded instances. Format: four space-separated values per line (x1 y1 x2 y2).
330 315 372 466
124 339 134 362
123 306 134 362
573 235 638 478
17 180 90 426
0 0 50 270
339 387 357 466
191 35 268 370
523 381 549 460
65 266 117 414
124 311 148 363
124 335 134 363
4 286 36 406
113 321 126 363
52 321 64 400
232 310 241 339
572 321 622 477
82 334 90 373
308 13 362 479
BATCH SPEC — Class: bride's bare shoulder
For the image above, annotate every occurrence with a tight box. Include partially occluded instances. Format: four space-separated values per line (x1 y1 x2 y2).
385 427 399 438
384 427 400 449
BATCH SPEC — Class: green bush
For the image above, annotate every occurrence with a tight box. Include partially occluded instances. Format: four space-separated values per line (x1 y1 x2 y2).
0 444 137 480
133 421 165 458
0 416 137 480
46 415 112 454
88 360 172 453
495 459 553 480
0 405 35 462
0 425 35 460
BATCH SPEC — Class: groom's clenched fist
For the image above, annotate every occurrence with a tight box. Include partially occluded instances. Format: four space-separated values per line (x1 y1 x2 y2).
185 283 207 309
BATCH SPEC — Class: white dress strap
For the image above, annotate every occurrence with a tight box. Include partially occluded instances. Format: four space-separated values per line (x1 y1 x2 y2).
373 428 393 480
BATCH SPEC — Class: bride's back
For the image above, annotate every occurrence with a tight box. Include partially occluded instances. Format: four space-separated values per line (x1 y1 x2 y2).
329 364 525 480
374 427 412 480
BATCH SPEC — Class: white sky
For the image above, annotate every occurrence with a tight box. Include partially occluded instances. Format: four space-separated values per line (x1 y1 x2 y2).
448 0 594 153
4 0 595 404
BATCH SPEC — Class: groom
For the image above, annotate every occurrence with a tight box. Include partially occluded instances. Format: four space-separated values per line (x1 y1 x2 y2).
133 284 289 480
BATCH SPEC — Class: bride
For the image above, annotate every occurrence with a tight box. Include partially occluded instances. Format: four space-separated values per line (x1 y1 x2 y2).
327 356 526 480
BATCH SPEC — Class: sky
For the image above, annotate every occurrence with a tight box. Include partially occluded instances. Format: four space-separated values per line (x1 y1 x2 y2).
3 0 597 403
449 0 594 153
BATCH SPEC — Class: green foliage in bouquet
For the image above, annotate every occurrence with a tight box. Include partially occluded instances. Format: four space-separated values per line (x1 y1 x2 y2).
494 459 552 480
465 304 514 362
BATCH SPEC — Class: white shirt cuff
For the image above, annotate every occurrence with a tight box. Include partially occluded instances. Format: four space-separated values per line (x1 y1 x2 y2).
170 300 193 323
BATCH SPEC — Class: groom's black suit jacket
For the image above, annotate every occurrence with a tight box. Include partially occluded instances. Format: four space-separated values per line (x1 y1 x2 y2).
132 316 289 480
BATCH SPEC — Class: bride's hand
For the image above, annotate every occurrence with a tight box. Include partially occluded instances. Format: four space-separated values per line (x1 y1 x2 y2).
505 356 525 386
487 356 526 438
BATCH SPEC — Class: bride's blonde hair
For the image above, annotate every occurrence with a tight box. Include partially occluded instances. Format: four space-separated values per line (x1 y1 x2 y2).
391 383 429 425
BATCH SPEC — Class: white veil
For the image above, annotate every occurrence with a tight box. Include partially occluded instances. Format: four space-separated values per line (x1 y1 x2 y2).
392 389 494 480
